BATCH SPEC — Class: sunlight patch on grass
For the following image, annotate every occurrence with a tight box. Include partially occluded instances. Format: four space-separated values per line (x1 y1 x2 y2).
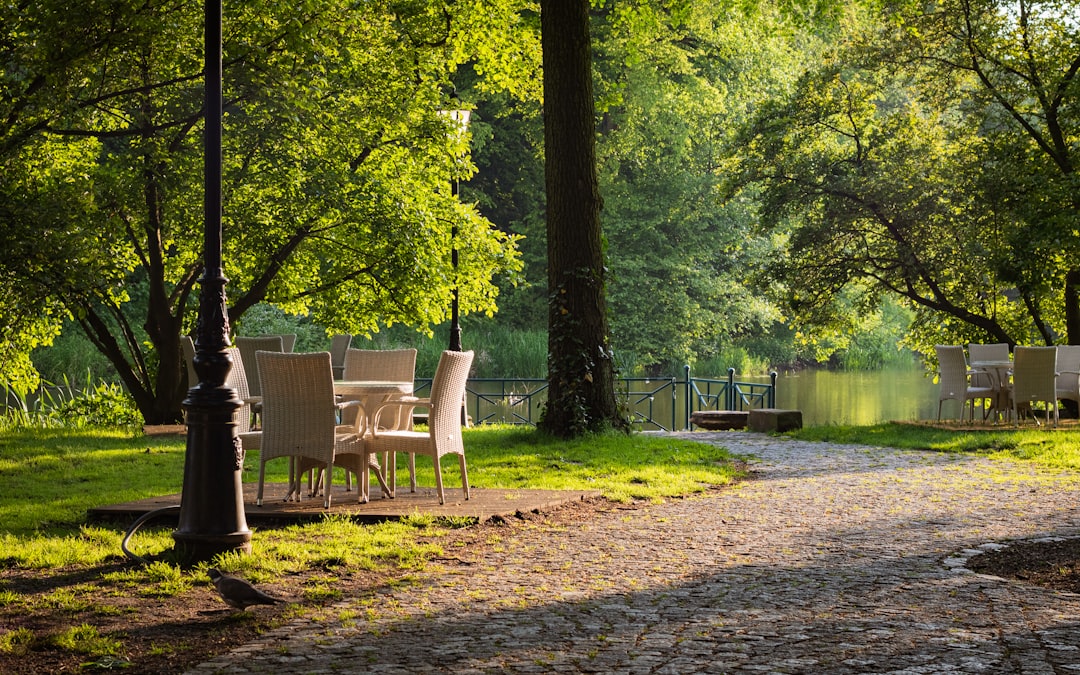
789 423 1080 470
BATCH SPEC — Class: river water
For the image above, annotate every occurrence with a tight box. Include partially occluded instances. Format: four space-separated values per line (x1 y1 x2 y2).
766 367 940 426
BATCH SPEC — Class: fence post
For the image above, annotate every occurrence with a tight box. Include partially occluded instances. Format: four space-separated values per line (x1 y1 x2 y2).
726 368 735 410
770 371 777 408
683 364 691 430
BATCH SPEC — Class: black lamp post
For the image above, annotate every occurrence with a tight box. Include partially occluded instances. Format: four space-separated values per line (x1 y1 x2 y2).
441 108 470 352
172 0 252 564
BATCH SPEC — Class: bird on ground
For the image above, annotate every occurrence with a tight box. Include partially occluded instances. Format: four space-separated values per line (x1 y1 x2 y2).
207 568 283 610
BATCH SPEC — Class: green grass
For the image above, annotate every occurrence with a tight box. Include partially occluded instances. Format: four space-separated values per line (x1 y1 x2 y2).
788 422 1080 470
0 425 740 570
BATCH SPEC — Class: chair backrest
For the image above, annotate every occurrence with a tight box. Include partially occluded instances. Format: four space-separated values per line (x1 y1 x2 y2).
935 345 969 400
180 335 197 389
329 334 352 376
256 351 337 464
969 343 1010 363
223 347 253 434
1056 345 1080 374
343 348 417 382
427 350 474 447
277 334 297 352
235 335 284 397
968 343 1010 388
1012 346 1057 404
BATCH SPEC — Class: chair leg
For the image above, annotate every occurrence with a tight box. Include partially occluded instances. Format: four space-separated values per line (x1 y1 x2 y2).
433 455 445 505
257 461 267 507
409 454 417 493
323 462 332 509
458 454 470 501
369 455 391 499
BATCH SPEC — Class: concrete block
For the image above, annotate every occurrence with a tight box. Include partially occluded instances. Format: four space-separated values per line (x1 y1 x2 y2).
689 410 748 430
748 408 803 432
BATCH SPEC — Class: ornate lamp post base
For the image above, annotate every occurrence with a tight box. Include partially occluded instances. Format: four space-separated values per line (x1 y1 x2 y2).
173 376 251 564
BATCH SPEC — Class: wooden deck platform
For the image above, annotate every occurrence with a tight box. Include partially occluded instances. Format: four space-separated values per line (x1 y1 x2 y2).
87 482 601 527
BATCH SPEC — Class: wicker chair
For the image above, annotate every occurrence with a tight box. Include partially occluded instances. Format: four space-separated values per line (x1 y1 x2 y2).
340 348 418 431
968 343 1009 389
1011 346 1058 427
235 336 283 399
251 351 386 507
222 347 256 437
329 334 352 380
368 350 473 504
180 335 198 390
1055 345 1080 409
935 345 993 422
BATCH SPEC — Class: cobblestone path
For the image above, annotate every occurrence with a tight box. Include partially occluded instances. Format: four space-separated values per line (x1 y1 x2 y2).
188 432 1080 674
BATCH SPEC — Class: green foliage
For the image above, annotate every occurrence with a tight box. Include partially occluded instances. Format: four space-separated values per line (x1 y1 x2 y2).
0 0 527 426
0 628 35 656
736 0 1080 350
1 376 141 431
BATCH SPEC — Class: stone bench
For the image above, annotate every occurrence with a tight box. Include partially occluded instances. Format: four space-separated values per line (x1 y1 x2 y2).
689 410 748 430
748 408 803 433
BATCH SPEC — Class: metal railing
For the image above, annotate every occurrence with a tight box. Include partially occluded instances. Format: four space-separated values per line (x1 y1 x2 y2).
414 366 776 431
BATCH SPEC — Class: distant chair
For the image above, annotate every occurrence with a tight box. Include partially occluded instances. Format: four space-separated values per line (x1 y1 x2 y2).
223 347 255 436
968 343 1010 389
1055 345 1080 410
180 335 198 390
935 345 993 422
340 348 418 431
276 334 297 353
1011 346 1058 427
329 334 352 380
235 335 284 398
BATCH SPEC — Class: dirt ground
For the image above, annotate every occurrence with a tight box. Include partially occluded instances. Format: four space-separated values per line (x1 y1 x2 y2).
1 496 1076 674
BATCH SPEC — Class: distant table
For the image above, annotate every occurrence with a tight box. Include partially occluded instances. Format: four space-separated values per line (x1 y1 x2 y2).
971 359 1012 421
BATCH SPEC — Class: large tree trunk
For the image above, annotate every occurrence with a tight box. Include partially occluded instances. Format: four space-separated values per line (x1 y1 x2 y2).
537 0 626 437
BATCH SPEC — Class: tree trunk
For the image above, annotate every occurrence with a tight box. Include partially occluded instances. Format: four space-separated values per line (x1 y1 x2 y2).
1067 269 1080 346
537 0 626 437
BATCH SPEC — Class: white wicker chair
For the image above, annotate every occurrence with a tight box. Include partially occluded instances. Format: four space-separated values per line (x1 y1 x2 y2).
340 348 418 431
223 346 256 437
251 351 385 508
369 350 473 505
235 335 284 398
935 345 993 422
1055 345 1080 409
1011 346 1058 427
968 343 1009 389
329 334 352 380
180 335 198 390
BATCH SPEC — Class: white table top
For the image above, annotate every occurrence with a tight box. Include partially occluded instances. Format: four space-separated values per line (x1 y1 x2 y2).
333 380 413 395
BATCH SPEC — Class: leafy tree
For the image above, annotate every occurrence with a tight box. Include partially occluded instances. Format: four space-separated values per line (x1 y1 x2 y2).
736 0 1080 351
591 1 821 372
0 0 525 423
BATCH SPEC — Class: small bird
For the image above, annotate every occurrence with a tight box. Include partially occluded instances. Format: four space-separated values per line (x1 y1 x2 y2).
207 568 283 610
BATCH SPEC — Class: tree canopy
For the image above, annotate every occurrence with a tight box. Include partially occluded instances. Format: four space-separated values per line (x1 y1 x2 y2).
0 0 527 420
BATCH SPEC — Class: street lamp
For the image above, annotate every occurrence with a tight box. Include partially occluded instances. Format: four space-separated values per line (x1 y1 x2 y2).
440 107 471 352
172 0 252 565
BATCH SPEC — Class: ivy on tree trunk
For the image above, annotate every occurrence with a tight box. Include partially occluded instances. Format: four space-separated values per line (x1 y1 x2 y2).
538 0 626 437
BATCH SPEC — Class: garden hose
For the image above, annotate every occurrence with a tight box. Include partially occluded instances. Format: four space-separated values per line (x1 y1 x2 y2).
121 505 181 565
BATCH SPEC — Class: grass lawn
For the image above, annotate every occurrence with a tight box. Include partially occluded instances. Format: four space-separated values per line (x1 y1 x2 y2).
0 424 742 671
3 420 1080 671
788 421 1080 470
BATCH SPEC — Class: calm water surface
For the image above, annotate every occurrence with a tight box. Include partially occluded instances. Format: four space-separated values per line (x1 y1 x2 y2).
765 367 940 427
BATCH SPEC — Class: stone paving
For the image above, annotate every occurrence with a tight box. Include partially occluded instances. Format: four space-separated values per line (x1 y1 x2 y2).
187 431 1080 674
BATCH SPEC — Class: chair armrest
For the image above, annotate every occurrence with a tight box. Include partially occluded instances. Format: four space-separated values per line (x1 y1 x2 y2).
371 398 430 435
